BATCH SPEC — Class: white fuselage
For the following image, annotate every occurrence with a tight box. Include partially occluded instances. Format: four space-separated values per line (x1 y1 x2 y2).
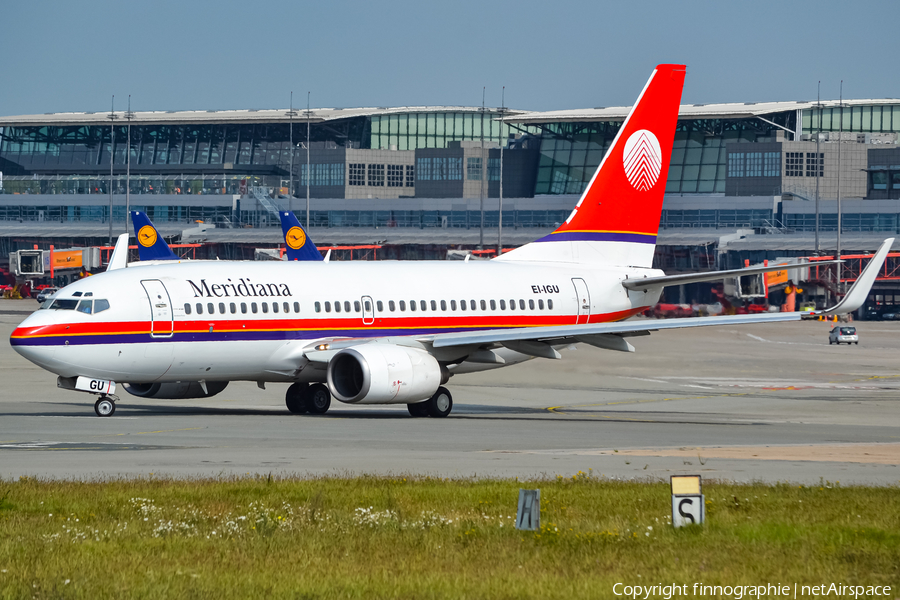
11 259 663 385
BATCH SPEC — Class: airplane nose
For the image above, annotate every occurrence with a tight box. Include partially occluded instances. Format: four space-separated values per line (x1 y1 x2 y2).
10 326 60 372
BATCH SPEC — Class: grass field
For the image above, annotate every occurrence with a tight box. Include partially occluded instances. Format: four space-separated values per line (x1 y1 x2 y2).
0 473 897 599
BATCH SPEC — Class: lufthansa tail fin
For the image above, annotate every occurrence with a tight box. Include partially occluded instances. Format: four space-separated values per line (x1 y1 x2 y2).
280 211 323 261
131 211 179 261
496 64 686 267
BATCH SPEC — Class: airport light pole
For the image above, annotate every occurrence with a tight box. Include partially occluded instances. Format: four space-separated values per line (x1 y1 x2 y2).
107 96 117 245
814 82 821 254
305 92 311 229
497 86 505 257
837 81 844 298
286 92 297 214
125 95 134 234
479 87 485 250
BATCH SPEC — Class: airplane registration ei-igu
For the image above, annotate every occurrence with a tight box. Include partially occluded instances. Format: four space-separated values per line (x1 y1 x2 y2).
10 64 893 418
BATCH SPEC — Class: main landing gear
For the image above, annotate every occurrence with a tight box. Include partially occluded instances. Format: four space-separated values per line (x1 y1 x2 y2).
285 383 332 415
407 386 453 418
94 395 116 417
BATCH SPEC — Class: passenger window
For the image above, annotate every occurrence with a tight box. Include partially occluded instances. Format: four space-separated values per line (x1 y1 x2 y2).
538 299 544 310
315 302 321 313
510 299 516 310
184 303 192 315
251 302 258 314
76 300 93 314
230 303 236 314
293 302 300 313
420 300 427 311
431 300 437 311
334 301 341 313
399 300 406 311
364 300 371 312
241 302 248 314
272 302 279 313
500 299 506 310
480 300 486 310
529 299 535 310
263 303 270 314
389 300 395 311
354 301 361 312
196 303 203 315
440 300 447 311
410 301 416 312
519 299 525 310
207 302 214 314
283 302 289 313
450 300 457 311
470 300 476 310
219 302 226 314
344 301 351 312
376 300 383 312
548 299 554 310
94 299 110 313
324 302 331 313
459 300 466 311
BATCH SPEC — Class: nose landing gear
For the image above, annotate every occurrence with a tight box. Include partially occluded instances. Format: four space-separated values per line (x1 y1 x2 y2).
94 395 117 417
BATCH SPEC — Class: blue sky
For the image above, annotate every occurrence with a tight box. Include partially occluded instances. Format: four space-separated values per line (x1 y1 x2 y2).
2 0 897 116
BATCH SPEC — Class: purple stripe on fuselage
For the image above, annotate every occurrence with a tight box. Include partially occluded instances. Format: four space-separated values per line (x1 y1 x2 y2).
536 231 657 244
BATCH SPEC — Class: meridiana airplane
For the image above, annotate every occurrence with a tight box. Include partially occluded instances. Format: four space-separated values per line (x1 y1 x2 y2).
10 64 892 418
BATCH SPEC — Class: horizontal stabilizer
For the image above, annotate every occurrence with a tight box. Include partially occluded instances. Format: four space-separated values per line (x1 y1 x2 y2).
623 260 842 292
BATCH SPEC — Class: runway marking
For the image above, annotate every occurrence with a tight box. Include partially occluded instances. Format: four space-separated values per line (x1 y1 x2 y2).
105 427 204 437
546 392 751 417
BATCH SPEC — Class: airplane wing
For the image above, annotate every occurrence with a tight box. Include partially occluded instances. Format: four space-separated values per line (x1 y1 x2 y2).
426 237 894 355
622 260 842 292
280 211 324 261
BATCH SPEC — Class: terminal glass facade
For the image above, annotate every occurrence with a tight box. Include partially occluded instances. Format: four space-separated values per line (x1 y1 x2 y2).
803 105 900 133
369 111 524 151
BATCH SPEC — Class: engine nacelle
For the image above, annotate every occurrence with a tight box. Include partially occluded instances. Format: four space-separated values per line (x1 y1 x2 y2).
327 344 443 404
123 381 228 399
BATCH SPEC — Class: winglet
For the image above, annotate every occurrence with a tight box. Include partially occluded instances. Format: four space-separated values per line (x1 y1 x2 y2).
280 211 323 261
816 238 894 315
107 233 130 271
131 211 179 260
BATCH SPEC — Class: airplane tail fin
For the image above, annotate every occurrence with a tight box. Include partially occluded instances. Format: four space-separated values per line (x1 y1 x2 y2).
496 64 686 268
131 211 179 261
280 211 324 261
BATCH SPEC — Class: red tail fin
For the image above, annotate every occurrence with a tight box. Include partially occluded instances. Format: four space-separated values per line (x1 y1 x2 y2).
499 64 685 267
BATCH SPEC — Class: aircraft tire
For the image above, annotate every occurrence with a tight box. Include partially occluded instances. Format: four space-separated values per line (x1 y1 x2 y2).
426 387 452 418
306 384 331 415
285 383 309 414
94 396 115 417
407 401 429 417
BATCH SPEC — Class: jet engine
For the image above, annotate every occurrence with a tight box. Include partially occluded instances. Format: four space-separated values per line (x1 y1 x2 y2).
123 381 228 399
326 344 446 404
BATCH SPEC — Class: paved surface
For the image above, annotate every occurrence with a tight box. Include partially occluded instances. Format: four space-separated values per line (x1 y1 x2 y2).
1 299 899 484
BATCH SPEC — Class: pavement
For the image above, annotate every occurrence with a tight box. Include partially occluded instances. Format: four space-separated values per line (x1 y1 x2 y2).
1 298 898 484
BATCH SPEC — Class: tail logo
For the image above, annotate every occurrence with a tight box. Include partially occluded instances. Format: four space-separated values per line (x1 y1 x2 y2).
622 129 662 192
138 225 157 248
286 226 306 250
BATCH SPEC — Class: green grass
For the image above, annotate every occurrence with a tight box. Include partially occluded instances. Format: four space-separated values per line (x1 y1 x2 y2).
0 473 897 599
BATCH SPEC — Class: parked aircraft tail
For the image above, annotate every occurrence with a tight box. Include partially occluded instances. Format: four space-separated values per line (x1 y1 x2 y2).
131 211 179 261
280 211 324 261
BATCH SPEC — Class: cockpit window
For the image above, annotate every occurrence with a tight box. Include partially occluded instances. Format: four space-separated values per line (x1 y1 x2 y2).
49 299 79 310
84 292 93 297
94 299 110 313
72 291 83 297
76 300 93 314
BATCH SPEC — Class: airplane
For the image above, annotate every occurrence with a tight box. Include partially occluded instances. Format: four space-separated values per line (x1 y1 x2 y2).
131 209 324 263
9 64 892 419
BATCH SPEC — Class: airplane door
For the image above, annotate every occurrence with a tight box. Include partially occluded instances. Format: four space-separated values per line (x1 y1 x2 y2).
361 295 375 325
141 279 174 337
572 278 591 325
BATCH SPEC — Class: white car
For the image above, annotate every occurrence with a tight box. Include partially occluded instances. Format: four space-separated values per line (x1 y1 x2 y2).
829 326 859 345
